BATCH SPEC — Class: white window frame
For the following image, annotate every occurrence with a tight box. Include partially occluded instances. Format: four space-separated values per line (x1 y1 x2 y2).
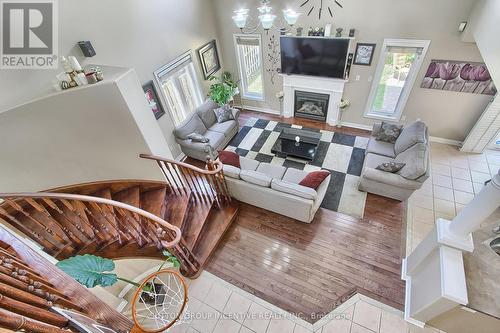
153 51 204 125
233 34 265 102
364 39 430 122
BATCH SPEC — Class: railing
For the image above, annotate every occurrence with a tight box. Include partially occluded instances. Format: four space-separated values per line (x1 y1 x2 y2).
140 154 231 206
0 193 181 256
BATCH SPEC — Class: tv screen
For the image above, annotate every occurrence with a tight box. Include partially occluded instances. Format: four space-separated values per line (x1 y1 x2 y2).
280 36 350 79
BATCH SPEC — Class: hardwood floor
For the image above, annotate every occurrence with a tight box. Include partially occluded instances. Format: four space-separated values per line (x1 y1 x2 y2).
186 110 406 323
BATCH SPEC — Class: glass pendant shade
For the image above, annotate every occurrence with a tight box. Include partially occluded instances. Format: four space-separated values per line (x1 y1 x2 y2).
259 14 276 30
232 14 248 28
283 9 301 25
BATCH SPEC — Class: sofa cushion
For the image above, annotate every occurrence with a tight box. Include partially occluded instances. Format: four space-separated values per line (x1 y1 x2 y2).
196 99 219 128
223 164 241 179
204 130 225 149
376 161 406 173
395 143 428 180
364 153 394 169
299 170 331 189
209 120 238 137
214 106 235 123
366 139 396 158
375 122 403 144
256 163 287 180
219 150 240 168
239 156 260 171
240 170 272 187
282 168 309 184
187 133 209 143
394 121 427 155
271 179 318 200
174 114 207 140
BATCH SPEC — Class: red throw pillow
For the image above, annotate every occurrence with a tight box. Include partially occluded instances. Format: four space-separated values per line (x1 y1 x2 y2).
299 170 330 189
218 150 241 168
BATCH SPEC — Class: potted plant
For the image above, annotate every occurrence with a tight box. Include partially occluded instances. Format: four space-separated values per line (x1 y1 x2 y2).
208 72 239 107
57 251 180 305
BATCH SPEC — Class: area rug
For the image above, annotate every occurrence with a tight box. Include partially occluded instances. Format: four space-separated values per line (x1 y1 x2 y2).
226 117 369 218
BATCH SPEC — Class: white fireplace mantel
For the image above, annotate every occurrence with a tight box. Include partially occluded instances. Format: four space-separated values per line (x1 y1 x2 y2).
282 74 346 126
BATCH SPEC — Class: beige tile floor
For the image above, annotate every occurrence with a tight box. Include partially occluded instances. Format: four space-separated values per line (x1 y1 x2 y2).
406 142 500 253
167 271 443 333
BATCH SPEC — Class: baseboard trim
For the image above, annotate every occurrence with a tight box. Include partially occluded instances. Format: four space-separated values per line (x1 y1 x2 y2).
429 136 462 147
340 122 373 131
235 104 281 115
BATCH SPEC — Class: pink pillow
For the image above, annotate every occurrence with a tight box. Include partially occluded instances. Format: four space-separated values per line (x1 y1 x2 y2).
218 150 241 168
299 170 330 189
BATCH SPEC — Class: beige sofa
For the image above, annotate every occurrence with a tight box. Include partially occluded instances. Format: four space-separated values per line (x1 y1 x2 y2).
173 100 239 161
358 121 430 201
222 157 330 223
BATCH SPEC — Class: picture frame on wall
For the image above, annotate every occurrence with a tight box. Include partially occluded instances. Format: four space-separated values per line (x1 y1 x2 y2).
353 43 376 66
142 81 165 120
197 39 221 80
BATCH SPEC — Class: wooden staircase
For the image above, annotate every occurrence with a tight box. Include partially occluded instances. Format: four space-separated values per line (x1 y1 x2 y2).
0 156 239 279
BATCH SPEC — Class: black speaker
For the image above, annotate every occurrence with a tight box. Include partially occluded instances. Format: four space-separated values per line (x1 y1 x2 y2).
78 41 96 57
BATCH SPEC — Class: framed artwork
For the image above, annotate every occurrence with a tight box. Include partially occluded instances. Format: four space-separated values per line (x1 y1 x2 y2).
51 308 118 333
353 43 376 66
421 60 497 95
197 40 221 79
143 81 165 120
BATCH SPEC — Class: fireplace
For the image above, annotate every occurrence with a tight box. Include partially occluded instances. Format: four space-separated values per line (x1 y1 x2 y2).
294 90 330 121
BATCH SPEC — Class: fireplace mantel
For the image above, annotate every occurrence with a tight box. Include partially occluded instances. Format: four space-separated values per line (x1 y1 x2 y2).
282 74 346 126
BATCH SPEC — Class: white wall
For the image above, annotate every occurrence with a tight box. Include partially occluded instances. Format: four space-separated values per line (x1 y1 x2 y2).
213 0 491 141
0 67 167 192
0 0 221 157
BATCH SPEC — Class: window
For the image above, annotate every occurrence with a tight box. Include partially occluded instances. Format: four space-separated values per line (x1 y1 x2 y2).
234 34 264 101
154 52 204 125
364 39 430 121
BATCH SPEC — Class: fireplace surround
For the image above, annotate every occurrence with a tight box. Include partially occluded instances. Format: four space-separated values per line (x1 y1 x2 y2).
282 74 346 125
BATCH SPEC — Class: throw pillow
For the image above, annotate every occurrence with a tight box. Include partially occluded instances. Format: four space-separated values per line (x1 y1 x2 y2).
375 122 403 144
187 132 209 143
376 162 406 173
213 106 235 123
218 150 241 168
299 170 330 189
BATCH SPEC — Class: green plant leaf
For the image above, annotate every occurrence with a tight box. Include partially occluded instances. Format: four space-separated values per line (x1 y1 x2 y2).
56 254 118 288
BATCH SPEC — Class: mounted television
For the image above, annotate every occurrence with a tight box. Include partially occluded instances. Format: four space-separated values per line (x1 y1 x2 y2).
280 36 350 79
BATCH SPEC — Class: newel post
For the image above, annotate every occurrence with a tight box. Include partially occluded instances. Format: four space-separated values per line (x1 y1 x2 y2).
402 170 500 326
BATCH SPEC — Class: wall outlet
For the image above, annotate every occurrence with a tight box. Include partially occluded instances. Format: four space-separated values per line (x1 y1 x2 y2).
355 75 360 81
367 76 373 82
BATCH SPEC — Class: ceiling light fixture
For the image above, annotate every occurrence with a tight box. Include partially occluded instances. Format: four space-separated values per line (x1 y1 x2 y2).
232 0 301 33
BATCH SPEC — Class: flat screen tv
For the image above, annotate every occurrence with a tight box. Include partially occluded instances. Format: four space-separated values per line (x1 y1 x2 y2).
280 36 350 79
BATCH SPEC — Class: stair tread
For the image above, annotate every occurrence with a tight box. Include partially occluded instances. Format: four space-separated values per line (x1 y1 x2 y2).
140 187 167 218
163 191 192 230
193 201 239 267
182 198 214 250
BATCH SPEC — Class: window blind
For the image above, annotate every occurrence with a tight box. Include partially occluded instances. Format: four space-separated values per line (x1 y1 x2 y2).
386 46 423 55
235 36 260 46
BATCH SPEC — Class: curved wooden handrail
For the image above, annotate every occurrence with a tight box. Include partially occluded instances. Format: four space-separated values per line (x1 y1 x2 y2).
139 154 223 175
0 192 181 248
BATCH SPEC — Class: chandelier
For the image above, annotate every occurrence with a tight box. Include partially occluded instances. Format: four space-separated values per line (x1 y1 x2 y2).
232 0 301 33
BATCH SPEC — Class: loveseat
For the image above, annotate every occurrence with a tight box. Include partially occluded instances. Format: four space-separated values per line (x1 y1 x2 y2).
173 100 239 161
222 156 331 223
358 121 430 201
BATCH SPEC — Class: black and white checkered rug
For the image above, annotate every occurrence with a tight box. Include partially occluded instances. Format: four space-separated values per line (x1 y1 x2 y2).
225 117 369 218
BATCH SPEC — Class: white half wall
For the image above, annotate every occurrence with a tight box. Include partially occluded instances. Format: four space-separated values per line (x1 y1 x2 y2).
0 66 169 192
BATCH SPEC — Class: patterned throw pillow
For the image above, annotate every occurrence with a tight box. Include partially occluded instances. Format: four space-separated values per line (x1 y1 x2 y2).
213 106 235 123
299 170 331 189
187 133 209 143
375 122 403 144
376 162 406 173
218 150 241 168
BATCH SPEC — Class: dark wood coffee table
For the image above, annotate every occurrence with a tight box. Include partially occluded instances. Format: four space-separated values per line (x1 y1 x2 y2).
271 127 321 160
